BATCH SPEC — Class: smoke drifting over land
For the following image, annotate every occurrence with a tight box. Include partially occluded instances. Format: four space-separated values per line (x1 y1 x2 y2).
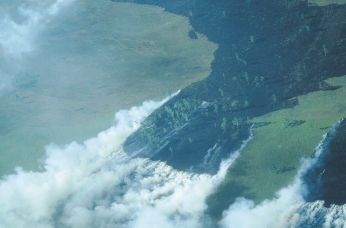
0 0 74 58
0 95 247 227
0 88 344 227
0 0 75 94
1 1 346 227
220 119 346 228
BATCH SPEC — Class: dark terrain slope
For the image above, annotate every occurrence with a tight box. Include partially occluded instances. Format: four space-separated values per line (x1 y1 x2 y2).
320 119 346 206
114 0 346 173
304 118 346 207
112 0 346 218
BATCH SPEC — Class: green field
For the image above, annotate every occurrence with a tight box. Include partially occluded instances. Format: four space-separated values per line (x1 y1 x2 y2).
0 1 217 177
208 75 346 217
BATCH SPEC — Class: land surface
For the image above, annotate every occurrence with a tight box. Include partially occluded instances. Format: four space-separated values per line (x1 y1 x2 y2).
115 0 346 220
0 1 217 176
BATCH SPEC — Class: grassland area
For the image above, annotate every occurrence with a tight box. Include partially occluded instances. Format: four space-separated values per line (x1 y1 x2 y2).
208 75 346 216
0 1 217 176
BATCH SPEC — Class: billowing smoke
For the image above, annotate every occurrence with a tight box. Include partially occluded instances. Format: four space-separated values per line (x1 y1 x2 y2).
0 0 74 58
219 119 345 228
0 90 344 227
0 96 169 227
0 93 254 228
1 1 346 226
0 0 74 94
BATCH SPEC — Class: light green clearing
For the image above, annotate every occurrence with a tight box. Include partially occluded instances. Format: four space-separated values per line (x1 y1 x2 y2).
0 1 217 176
309 0 346 6
222 75 346 204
